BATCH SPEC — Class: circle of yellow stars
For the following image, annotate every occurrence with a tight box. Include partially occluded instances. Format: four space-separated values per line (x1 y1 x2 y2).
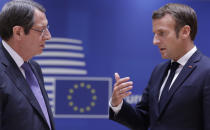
67 82 97 113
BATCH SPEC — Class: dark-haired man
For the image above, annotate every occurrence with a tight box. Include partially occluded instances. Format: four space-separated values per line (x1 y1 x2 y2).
0 0 55 130
109 3 210 130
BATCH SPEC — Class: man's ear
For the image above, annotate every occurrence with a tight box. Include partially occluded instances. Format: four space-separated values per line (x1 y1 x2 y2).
12 26 24 40
180 25 191 40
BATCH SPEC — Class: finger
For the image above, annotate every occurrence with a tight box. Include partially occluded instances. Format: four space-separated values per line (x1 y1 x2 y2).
117 81 133 90
119 86 133 94
120 91 132 99
113 80 133 95
115 77 130 86
115 72 120 81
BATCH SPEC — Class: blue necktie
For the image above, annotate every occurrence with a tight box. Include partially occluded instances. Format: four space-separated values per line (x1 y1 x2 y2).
22 62 51 129
159 62 179 111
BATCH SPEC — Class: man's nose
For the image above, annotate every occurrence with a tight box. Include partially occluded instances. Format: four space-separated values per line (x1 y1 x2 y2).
43 29 51 40
153 34 160 45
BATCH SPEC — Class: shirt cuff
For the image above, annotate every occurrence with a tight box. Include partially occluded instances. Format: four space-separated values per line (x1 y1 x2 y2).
109 98 123 114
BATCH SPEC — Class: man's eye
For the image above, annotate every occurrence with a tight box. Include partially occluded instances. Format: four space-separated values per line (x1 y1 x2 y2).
158 32 164 36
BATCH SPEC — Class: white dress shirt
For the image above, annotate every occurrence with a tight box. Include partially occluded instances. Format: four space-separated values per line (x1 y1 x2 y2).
110 46 197 113
2 40 25 77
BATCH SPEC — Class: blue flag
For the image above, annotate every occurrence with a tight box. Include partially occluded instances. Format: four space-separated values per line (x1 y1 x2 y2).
55 78 111 118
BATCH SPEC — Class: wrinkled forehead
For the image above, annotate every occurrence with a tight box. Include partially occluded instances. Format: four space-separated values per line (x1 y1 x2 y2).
152 14 176 31
33 9 48 27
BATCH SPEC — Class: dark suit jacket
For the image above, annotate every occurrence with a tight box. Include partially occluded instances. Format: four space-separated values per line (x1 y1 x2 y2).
0 44 55 130
110 50 210 130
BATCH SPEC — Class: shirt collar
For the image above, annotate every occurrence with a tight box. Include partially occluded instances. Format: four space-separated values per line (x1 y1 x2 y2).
172 46 197 66
2 40 24 68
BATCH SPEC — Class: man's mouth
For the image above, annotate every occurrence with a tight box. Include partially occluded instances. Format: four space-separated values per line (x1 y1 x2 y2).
40 44 45 48
160 48 166 52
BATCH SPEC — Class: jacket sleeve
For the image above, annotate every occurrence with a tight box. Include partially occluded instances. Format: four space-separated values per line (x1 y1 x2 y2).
203 71 210 130
109 64 161 130
0 74 7 130
109 73 154 130
0 89 2 129
109 89 150 130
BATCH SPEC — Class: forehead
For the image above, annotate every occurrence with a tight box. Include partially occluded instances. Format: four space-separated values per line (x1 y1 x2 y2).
33 9 48 26
152 14 176 32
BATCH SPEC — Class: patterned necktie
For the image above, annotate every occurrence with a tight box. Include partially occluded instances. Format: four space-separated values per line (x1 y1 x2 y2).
22 62 51 129
159 62 180 111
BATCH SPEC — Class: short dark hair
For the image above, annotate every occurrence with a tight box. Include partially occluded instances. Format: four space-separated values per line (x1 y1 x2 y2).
152 3 197 41
0 0 46 41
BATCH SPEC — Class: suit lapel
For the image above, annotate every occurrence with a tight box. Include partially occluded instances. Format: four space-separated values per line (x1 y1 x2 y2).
0 44 48 127
153 61 171 116
5 64 46 116
158 51 201 117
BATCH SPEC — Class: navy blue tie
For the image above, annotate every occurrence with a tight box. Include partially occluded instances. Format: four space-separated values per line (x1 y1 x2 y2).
159 62 179 111
22 62 51 129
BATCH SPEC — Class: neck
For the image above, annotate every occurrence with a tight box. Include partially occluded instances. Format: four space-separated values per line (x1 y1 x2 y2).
6 39 31 61
173 41 194 61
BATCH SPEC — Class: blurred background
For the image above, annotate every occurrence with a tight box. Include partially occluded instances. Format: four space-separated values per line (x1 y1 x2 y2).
1 0 210 129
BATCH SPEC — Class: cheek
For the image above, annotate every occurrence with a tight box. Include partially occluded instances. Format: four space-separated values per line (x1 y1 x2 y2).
31 39 41 46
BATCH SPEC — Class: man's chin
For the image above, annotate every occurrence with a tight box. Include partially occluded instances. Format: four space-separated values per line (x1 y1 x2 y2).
161 55 170 60
35 50 43 56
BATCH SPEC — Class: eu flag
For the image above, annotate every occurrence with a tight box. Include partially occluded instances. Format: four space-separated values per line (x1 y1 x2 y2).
54 77 111 118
